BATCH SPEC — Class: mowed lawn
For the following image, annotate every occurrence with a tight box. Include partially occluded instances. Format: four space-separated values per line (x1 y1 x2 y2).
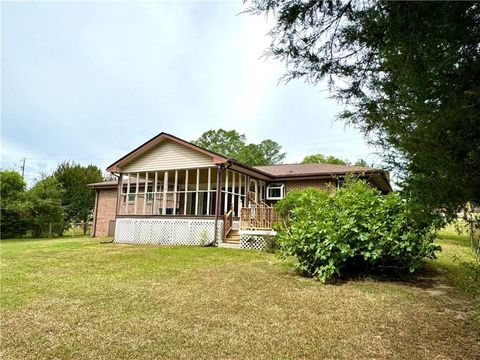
1 234 479 359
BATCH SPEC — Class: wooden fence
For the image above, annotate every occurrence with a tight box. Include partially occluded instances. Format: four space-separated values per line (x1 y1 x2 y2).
240 207 278 230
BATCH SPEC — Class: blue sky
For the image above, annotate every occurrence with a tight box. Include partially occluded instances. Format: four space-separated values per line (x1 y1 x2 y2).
1 1 378 186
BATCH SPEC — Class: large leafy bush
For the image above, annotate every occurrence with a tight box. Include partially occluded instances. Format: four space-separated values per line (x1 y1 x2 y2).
275 180 441 282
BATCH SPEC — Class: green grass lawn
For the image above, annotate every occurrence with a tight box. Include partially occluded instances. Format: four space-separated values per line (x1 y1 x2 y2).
435 224 480 315
1 235 479 359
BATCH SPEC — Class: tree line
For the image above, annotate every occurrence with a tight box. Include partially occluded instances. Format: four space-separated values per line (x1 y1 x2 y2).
0 162 103 239
192 128 368 166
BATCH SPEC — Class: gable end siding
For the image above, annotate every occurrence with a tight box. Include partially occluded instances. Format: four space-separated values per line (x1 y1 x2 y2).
120 140 215 172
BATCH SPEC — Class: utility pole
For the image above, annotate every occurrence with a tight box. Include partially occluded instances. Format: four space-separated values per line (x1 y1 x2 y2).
21 158 26 179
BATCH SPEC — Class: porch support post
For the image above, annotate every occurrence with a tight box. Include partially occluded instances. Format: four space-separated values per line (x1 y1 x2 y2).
143 172 148 215
214 165 223 243
115 173 122 217
125 173 130 215
224 170 229 213
184 169 189 215
195 168 200 215
259 181 264 203
162 171 168 215
206 168 211 215
242 174 246 207
134 173 140 215
173 170 178 215
238 173 242 213
247 176 251 207
153 172 158 215
232 171 236 216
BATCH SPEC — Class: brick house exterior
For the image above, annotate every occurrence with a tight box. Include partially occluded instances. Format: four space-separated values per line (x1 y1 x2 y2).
88 132 392 244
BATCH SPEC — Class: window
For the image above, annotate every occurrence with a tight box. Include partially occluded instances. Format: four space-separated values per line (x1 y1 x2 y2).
266 183 285 200
336 179 345 190
145 186 154 203
123 187 136 203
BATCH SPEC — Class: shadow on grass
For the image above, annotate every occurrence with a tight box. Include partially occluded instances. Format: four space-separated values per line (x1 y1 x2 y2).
281 259 464 294
1 237 65 243
0 236 94 243
0 236 114 244
324 266 445 290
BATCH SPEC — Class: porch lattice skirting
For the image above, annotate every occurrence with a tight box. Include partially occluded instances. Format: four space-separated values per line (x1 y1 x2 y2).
114 218 223 246
240 230 276 251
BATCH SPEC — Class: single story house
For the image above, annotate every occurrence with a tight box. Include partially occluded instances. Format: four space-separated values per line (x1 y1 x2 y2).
88 132 392 249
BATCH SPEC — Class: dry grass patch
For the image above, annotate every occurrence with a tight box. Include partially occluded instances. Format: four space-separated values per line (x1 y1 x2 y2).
1 237 479 359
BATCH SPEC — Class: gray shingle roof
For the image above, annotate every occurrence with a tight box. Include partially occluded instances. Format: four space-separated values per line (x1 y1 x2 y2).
87 177 147 188
253 163 378 177
88 164 391 192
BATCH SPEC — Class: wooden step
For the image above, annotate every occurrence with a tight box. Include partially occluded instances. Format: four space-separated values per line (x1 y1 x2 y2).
225 235 240 244
225 229 240 244
225 239 240 244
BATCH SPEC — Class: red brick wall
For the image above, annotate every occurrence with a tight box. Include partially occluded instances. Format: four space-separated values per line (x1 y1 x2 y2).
94 189 117 237
264 179 336 206
117 194 174 215
284 179 335 193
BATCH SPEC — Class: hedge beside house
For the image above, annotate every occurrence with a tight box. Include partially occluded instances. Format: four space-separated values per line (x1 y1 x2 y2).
274 180 441 282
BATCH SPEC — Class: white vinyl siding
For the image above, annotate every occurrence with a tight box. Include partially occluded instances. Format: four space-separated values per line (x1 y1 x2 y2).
121 140 214 173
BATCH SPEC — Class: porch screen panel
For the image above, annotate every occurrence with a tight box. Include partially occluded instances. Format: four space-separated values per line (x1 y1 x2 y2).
220 169 247 217
153 172 158 215
120 173 140 216
173 170 178 215
118 167 220 216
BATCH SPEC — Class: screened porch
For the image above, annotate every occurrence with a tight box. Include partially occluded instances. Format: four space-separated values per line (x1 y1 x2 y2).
116 167 266 218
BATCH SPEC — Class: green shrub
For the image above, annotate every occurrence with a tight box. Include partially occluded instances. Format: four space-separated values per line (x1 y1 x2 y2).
263 235 278 253
274 180 441 282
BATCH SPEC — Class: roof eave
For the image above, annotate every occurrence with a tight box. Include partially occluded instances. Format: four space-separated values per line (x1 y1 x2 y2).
272 169 380 180
87 183 118 189
273 169 392 193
